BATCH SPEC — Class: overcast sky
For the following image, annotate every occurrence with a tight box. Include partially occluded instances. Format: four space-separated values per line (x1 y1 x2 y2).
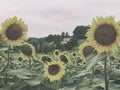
0 0 120 38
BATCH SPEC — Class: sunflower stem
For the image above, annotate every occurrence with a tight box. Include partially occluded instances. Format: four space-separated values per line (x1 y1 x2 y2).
5 45 10 84
104 55 108 90
7 45 10 68
92 66 95 80
29 58 31 69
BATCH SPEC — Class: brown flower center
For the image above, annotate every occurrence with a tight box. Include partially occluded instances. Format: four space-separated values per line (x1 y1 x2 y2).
60 55 68 63
83 46 95 57
41 56 51 62
18 57 22 61
21 45 32 56
94 24 117 46
48 64 60 75
6 23 22 40
55 51 59 55
73 53 76 56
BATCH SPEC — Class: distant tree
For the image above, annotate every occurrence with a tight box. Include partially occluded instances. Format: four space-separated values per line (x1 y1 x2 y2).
61 32 65 39
27 37 39 52
41 42 50 54
65 32 69 38
65 38 78 50
45 34 54 43
73 26 89 39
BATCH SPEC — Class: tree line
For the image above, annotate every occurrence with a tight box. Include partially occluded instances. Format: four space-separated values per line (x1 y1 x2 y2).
0 26 89 53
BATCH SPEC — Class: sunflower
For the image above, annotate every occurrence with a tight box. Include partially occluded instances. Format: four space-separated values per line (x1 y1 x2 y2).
0 16 28 46
59 54 69 64
72 52 77 57
79 41 96 61
76 56 82 64
86 16 120 53
44 61 65 82
53 49 60 56
20 43 35 60
40 55 52 63
17 56 23 61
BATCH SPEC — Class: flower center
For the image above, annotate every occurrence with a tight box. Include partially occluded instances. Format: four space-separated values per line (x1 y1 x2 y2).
18 57 22 61
55 51 59 55
94 24 117 46
48 64 60 75
41 56 51 62
60 55 68 63
6 23 22 40
73 53 76 56
83 46 95 57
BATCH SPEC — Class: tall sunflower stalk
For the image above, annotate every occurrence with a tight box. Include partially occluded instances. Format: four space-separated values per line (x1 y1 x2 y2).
86 16 120 90
5 45 10 84
104 55 108 90
0 16 28 84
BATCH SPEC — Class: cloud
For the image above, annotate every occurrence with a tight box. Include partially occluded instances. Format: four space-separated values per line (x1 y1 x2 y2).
0 0 120 37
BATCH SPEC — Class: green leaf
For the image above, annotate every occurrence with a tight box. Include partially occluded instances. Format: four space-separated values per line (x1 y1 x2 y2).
86 55 99 71
109 84 120 90
76 86 93 90
71 70 90 78
59 86 76 90
24 77 43 86
7 68 33 79
92 78 105 89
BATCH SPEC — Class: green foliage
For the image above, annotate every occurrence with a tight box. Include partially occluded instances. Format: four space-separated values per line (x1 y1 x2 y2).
0 45 120 90
65 38 78 50
73 26 89 39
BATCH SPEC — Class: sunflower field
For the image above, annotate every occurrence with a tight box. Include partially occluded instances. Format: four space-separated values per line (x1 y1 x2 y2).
0 16 120 90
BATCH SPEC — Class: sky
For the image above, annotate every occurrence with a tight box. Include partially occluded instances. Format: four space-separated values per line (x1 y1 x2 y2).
0 0 120 38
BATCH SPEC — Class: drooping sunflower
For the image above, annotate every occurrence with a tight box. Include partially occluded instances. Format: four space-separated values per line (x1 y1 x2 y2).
59 54 69 64
0 16 28 46
79 41 97 62
44 61 65 82
40 55 52 63
86 16 120 53
20 43 35 60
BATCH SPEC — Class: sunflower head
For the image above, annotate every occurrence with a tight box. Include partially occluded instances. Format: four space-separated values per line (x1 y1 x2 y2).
20 43 35 59
44 61 65 82
53 49 60 56
40 55 52 63
79 42 96 61
76 56 82 64
86 16 120 53
72 52 77 57
59 54 69 64
0 16 28 46
17 56 23 61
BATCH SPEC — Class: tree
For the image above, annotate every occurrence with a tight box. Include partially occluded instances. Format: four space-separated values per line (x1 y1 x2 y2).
61 32 65 39
45 34 54 43
65 38 78 50
65 32 69 38
73 26 89 39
